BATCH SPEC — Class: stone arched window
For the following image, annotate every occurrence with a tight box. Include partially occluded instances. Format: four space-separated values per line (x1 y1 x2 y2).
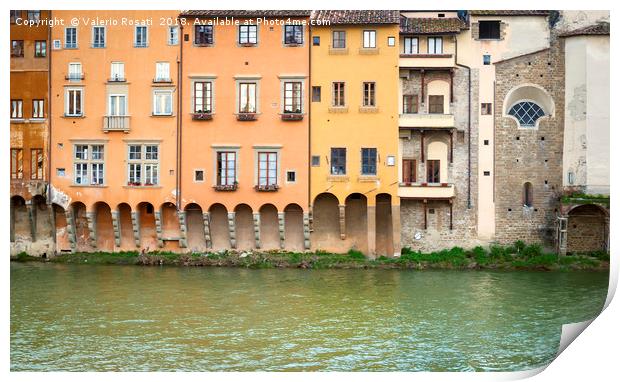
503 84 554 129
523 182 533 207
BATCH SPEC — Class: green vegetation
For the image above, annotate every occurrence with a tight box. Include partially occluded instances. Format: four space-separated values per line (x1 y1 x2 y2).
561 192 610 205
11 241 608 271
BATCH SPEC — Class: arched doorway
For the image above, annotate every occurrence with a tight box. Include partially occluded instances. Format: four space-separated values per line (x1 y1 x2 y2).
94 202 114 251
345 193 368 253
284 203 304 251
234 204 254 251
10 195 30 242
567 204 608 254
259 204 279 250
311 193 341 252
160 202 181 251
185 203 206 252
209 203 230 250
137 202 157 251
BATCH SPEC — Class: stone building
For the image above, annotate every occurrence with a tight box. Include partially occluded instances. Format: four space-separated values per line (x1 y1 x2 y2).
10 10 53 256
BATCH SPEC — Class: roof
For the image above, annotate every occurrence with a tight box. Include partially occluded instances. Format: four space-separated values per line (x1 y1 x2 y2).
469 10 550 16
400 17 467 34
180 10 311 18
560 22 610 37
311 10 400 25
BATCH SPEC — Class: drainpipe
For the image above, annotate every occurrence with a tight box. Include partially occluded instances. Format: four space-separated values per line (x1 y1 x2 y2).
454 34 472 209
47 10 53 204
308 22 312 213
177 22 184 212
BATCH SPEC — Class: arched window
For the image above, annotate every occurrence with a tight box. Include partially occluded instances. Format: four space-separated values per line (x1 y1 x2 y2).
523 182 533 207
508 101 546 127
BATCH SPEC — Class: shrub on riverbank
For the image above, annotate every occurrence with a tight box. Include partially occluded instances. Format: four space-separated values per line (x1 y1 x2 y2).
11 241 608 271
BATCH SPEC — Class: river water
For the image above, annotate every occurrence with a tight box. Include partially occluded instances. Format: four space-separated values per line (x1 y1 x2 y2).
10 263 608 372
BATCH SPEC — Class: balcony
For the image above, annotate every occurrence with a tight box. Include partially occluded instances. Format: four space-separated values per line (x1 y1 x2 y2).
192 112 213 121
65 73 84 81
399 53 455 69
398 183 455 199
281 113 304 121
399 113 454 129
103 115 130 132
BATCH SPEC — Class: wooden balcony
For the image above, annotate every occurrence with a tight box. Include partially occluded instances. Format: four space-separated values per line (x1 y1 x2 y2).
103 115 130 132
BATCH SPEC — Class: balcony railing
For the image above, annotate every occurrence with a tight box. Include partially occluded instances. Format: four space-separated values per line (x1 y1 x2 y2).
103 115 130 132
65 73 84 81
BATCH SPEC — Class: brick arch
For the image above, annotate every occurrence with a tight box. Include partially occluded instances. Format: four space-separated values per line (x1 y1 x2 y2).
567 204 608 254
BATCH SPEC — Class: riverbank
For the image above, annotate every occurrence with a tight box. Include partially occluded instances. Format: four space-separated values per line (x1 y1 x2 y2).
11 242 609 271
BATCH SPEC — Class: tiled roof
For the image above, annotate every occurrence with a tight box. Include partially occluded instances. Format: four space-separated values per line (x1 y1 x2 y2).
311 10 400 25
560 22 610 37
400 17 467 34
180 10 311 18
469 10 550 16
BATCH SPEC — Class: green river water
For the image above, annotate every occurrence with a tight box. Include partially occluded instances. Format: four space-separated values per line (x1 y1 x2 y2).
10 262 608 372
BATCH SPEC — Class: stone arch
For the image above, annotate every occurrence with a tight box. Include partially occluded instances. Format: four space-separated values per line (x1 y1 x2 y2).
503 83 555 128
137 202 158 251
185 203 206 252
160 202 181 251
426 79 451 114
284 203 304 251
53 203 71 252
71 202 90 252
311 193 341 252
117 203 134 250
209 203 230 250
234 204 254 251
259 204 280 250
94 201 114 251
345 193 368 253
376 193 394 257
10 195 29 243
427 140 448 183
567 204 608 254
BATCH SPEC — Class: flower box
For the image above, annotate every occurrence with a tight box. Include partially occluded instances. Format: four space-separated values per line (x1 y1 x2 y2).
421 182 428 187
254 184 279 192
192 112 213 121
127 181 142 186
214 184 238 191
441 182 449 187
281 113 304 121
240 43 257 47
237 113 257 121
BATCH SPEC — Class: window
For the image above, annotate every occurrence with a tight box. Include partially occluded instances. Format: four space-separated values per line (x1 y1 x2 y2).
65 89 83 116
194 82 213 113
312 36 320 46
403 37 418 54
330 148 346 175
53 40 61 49
30 148 44 180
110 62 124 81
155 62 170 82
403 95 418 114
108 95 127 116
27 11 40 21
523 182 533 207
361 148 377 175
387 36 395 47
74 144 105 185
68 62 82 80
481 103 492 115
135 26 148 47
483 54 491 65
168 26 179 45
239 83 257 113
127 144 159 186
10 10 20 24
402 159 416 183
34 41 46 57
332 31 346 49
283 82 302 113
32 99 44 118
11 149 23 179
427 160 440 183
284 25 303 45
153 90 173 115
217 152 236 186
258 152 278 186
332 82 345 107
194 170 204 182
92 26 105 48
11 40 24 57
65 27 77 48
286 171 296 183
428 95 444 114
479 21 501 40
363 82 376 107
363 30 376 48
311 155 320 167
312 86 321 102
508 101 545 127
239 25 258 44
427 37 443 54
195 25 213 45
11 99 23 119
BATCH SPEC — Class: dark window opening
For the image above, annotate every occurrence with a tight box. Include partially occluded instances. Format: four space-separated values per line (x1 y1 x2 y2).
312 86 321 102
427 160 440 183
428 95 444 114
402 159 416 183
479 21 501 40
330 148 346 175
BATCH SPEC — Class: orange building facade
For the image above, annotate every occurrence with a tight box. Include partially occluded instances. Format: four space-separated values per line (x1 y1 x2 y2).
179 11 311 252
10 10 52 254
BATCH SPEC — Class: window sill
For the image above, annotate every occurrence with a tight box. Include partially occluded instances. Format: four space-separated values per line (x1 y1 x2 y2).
254 185 279 192
359 47 380 55
192 113 214 121
358 175 379 182
10 118 26 123
239 43 258 47
328 47 348 55
399 53 453 58
70 184 108 188
153 79 173 84
328 107 348 113
236 113 259 121
123 185 162 189
194 43 214 47
280 113 304 121
213 184 238 191
284 43 303 47
359 106 379 113
63 114 85 118
327 175 349 182
151 114 175 117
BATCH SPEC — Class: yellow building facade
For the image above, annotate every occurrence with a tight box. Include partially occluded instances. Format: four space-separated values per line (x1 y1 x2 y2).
309 11 401 257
